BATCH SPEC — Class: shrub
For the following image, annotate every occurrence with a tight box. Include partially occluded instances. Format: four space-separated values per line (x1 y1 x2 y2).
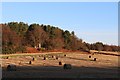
37 47 45 51
40 47 45 51
2 47 16 54
15 46 26 53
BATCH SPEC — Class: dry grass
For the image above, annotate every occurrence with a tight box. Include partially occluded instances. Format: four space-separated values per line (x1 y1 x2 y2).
1 51 119 78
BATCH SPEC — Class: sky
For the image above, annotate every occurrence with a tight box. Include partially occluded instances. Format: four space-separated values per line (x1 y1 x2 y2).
1 0 119 2
1 2 118 45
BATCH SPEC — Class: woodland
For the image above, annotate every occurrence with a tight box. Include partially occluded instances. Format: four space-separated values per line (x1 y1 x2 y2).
1 22 120 54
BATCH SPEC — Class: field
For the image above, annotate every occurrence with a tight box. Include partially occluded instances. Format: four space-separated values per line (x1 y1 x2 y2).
1 51 119 78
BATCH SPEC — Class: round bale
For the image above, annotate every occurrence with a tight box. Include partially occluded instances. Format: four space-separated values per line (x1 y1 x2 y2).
63 64 72 69
64 54 66 57
89 55 91 58
43 57 46 60
7 64 16 71
59 61 62 65
51 55 54 58
56 57 58 60
6 56 9 59
29 61 32 64
93 58 97 61
32 58 35 61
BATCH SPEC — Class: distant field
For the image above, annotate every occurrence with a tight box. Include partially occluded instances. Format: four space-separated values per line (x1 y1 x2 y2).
1 51 119 78
90 50 120 56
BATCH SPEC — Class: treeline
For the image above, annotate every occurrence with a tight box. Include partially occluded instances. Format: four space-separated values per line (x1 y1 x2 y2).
1 22 120 54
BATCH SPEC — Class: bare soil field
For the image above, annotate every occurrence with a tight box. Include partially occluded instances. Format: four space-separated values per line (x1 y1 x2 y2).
1 51 120 78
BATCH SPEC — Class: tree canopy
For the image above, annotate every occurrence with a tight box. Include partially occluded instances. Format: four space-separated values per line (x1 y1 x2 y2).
1 22 120 54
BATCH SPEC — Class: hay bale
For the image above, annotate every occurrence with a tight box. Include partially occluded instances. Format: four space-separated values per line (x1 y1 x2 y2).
51 55 54 58
89 55 91 58
32 57 36 61
29 61 32 64
59 61 62 65
43 57 46 60
6 56 9 59
64 54 66 57
93 58 97 61
56 57 58 60
7 64 16 71
63 64 72 69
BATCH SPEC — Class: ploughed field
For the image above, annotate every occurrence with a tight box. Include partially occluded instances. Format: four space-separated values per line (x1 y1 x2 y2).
1 51 119 78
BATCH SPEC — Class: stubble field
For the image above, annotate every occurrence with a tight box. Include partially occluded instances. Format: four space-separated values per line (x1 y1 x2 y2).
1 51 119 78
